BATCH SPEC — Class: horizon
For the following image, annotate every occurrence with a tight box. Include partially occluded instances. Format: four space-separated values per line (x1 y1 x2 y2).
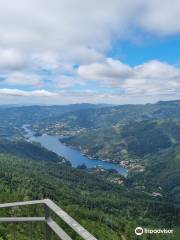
0 1 180 105
0 98 179 107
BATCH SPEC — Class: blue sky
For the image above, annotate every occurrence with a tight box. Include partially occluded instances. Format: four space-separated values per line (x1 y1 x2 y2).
109 35 180 66
0 0 180 105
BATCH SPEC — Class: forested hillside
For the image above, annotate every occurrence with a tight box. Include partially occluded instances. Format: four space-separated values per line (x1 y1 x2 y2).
32 100 180 135
0 100 180 138
0 104 104 139
0 144 179 239
0 140 66 163
128 145 180 203
62 119 180 158
62 119 180 203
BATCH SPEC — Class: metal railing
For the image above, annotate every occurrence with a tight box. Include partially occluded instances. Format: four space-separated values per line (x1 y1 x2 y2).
0 199 97 240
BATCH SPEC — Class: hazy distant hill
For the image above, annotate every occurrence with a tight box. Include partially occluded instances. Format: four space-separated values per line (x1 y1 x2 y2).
0 100 180 139
0 103 106 126
33 100 180 134
0 103 107 139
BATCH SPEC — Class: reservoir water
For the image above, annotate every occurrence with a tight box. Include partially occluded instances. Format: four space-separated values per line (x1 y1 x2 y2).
23 125 127 176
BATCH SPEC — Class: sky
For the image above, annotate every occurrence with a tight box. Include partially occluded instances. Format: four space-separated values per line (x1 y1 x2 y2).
0 0 180 105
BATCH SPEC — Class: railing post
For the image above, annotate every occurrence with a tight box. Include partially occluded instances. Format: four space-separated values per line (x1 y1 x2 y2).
0 199 97 240
12 223 16 240
29 222 33 240
44 204 51 240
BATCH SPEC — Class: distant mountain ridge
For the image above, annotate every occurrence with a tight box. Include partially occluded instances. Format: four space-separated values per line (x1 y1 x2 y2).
31 99 180 134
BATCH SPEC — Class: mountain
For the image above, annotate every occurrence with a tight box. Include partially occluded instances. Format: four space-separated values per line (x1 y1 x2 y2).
32 100 180 135
60 119 180 203
116 119 180 156
0 103 105 126
0 103 106 139
0 100 180 138
61 119 180 159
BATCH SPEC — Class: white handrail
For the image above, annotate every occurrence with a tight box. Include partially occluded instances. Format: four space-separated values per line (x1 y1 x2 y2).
0 199 98 240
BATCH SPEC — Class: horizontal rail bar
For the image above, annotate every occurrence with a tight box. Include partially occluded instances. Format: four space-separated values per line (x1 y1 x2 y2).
0 200 45 208
0 217 45 222
45 199 97 240
47 218 72 240
0 199 97 240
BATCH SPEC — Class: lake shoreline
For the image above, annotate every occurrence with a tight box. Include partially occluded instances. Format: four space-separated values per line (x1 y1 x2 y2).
23 125 128 176
60 139 125 166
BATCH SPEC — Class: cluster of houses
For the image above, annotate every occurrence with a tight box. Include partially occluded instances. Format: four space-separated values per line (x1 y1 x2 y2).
120 160 145 172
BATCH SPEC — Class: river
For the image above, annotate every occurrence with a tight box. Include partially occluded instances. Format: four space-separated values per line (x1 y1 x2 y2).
23 125 127 176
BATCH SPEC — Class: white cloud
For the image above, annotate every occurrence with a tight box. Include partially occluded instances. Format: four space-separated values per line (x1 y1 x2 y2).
135 60 180 79
0 0 180 104
124 61 180 97
78 58 132 83
1 58 180 104
0 0 128 67
137 0 180 36
1 59 180 104
0 87 179 105
0 88 56 97
5 72 42 86
0 49 26 71
78 59 180 98
0 0 180 72
54 75 77 89
78 59 180 83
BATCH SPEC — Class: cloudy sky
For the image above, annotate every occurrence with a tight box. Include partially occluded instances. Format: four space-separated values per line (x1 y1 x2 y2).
0 0 180 105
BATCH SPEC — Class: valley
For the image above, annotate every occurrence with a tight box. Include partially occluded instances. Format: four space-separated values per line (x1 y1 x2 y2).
0 100 179 239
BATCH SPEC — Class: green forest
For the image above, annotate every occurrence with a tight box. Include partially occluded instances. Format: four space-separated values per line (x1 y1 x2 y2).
0 100 179 239
0 149 179 239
